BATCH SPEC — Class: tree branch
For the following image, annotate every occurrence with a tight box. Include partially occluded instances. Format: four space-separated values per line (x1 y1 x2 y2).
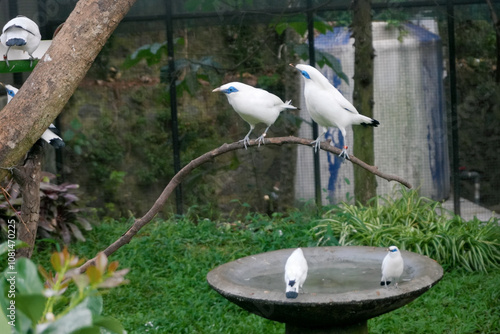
78 136 411 272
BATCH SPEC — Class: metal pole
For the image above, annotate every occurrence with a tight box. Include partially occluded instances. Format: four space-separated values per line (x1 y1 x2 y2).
446 0 460 216
307 0 322 208
166 0 183 214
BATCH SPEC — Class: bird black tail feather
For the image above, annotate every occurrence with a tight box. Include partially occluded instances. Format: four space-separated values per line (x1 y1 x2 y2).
380 281 391 286
361 119 380 127
49 138 65 149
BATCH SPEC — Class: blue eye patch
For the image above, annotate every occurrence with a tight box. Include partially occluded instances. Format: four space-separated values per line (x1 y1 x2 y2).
222 86 239 94
300 70 311 79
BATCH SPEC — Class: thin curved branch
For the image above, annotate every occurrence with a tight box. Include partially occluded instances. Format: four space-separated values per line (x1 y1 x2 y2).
79 136 411 272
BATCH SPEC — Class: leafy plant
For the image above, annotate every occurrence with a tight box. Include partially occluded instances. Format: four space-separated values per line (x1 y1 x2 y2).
123 39 223 96
0 173 93 244
0 245 128 333
313 188 500 272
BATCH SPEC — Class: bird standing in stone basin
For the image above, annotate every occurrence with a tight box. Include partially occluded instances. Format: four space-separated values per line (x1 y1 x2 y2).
212 82 298 149
381 246 404 288
1 16 41 67
290 63 379 159
284 248 308 299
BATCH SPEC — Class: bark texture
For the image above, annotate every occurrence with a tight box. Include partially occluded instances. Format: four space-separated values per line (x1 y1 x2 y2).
0 0 137 180
13 144 44 258
352 0 377 205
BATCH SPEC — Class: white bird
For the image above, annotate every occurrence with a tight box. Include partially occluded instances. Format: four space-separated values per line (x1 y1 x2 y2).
381 246 404 288
1 16 41 67
2 83 65 149
212 82 298 149
291 64 379 159
284 248 308 299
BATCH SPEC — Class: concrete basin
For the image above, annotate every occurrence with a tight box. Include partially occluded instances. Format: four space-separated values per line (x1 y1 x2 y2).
207 246 443 333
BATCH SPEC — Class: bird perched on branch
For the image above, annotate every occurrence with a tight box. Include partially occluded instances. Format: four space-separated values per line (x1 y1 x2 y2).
291 64 379 159
284 248 308 299
380 246 404 288
1 83 65 149
212 82 298 149
1 16 41 67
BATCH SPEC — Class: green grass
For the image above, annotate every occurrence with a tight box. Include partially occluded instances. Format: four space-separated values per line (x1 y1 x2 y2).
31 207 500 333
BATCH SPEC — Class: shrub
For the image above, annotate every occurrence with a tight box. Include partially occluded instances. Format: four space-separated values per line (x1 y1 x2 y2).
0 244 128 333
313 189 500 272
0 173 93 244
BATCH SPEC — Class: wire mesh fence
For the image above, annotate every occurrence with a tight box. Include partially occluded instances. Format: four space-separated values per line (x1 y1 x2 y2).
0 0 499 221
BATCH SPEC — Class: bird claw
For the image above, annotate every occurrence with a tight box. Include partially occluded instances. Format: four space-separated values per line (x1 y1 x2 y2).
239 136 251 149
256 135 266 147
339 147 350 160
311 139 321 153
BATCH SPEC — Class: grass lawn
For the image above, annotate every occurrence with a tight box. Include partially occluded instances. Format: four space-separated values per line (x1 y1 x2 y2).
32 214 500 333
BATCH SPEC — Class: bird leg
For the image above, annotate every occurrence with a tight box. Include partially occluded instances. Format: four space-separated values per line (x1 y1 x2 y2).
311 132 325 153
311 138 321 153
239 128 254 149
339 145 350 160
3 46 11 67
256 126 271 147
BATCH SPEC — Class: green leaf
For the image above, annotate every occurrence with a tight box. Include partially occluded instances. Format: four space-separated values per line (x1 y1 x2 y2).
313 15 334 34
274 22 289 36
50 252 62 273
0 306 11 334
73 145 83 155
288 21 308 36
78 296 103 317
0 240 27 257
70 118 83 131
293 44 309 61
71 326 101 334
93 316 125 333
10 258 44 294
41 307 93 334
316 49 349 85
122 42 168 69
63 129 75 141
15 294 47 324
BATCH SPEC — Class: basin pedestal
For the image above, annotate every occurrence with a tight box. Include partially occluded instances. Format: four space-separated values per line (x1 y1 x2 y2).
207 246 443 333
285 320 367 334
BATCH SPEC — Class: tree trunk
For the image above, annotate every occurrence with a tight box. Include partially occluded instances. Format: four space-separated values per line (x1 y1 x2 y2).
485 0 500 83
352 0 377 205
0 0 137 180
13 143 44 258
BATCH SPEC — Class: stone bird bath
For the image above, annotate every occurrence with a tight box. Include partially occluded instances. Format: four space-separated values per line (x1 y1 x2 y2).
207 246 443 333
